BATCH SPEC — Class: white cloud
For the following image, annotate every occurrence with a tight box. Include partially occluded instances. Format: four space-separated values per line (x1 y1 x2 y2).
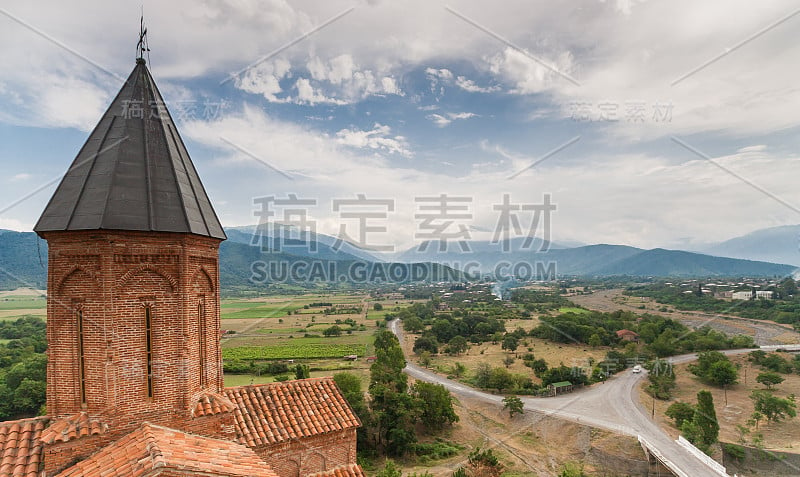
426 68 500 95
426 114 451 127
336 123 412 157
9 173 32 182
295 78 347 105
426 112 478 127
488 47 575 95
455 76 500 93
236 59 292 103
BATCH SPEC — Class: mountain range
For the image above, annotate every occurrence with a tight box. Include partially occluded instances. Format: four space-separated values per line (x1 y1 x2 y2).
690 225 800 267
0 225 796 290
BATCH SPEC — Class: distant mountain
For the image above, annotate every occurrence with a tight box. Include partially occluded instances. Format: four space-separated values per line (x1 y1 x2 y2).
390 237 585 263
696 225 800 267
594 248 795 277
0 230 48 290
390 240 796 277
0 230 463 291
1 229 794 290
225 225 381 263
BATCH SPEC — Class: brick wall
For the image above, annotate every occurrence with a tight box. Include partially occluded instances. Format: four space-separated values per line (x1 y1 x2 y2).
252 429 357 477
43 433 108 476
40 230 226 473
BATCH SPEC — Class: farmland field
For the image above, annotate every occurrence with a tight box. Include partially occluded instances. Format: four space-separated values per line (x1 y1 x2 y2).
0 290 47 320
223 342 365 360
220 292 418 385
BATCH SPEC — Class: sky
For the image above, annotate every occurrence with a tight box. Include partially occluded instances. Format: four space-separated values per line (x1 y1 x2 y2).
1 0 800 253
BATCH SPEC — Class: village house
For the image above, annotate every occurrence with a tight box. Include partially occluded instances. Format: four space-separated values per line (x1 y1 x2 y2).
616 329 640 343
0 52 363 477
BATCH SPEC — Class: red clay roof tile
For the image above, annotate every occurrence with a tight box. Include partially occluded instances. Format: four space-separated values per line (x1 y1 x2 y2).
55 422 278 477
308 463 367 477
0 417 47 477
191 391 235 418
224 377 360 448
39 412 108 445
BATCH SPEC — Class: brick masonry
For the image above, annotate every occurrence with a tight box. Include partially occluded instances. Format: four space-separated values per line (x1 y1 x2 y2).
40 230 227 474
252 429 358 477
38 229 359 477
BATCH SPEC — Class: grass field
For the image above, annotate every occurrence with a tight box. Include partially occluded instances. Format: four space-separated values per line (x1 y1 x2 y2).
0 292 47 321
557 307 591 315
216 292 421 386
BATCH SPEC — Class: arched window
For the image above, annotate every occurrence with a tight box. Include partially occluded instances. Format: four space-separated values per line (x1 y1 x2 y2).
145 306 154 398
198 300 206 386
77 309 87 405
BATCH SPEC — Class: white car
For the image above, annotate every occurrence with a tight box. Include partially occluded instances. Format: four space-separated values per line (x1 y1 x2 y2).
632 365 642 373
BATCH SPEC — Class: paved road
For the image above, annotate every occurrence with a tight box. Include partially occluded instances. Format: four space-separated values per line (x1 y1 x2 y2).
389 319 797 477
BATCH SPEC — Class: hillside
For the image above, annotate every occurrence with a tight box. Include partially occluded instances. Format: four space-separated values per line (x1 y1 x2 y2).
0 230 48 290
594 248 796 277
698 225 800 267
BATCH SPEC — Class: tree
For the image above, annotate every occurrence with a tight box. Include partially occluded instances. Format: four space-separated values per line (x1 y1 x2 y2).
750 390 797 423
375 460 402 477
418 351 432 368
694 390 720 447
501 335 518 353
449 362 466 378
558 462 588 477
680 419 705 452
453 447 504 477
413 335 438 355
587 334 602 348
370 330 416 456
748 350 767 364
294 364 310 379
12 378 45 417
489 367 515 393
474 363 493 390
411 382 459 431
666 401 695 428
748 411 763 430
334 372 371 449
502 396 524 418
526 358 548 377
647 359 676 400
756 371 785 389
688 351 730 380
431 319 456 342
503 356 515 368
323 325 342 337
374 303 384 311
446 335 468 355
403 316 424 333
707 360 738 404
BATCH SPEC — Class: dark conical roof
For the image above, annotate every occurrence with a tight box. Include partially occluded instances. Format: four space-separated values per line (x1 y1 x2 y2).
34 59 226 240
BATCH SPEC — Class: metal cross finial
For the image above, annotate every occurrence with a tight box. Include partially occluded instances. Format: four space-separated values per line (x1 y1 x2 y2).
136 14 150 62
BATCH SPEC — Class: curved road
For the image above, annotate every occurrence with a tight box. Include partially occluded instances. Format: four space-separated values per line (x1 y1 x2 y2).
390 319 799 477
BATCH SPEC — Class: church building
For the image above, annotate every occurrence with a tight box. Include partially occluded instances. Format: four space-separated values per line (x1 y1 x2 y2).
0 51 363 477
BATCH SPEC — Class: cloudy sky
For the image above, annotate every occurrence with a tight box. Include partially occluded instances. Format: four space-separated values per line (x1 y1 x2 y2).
1 0 799 252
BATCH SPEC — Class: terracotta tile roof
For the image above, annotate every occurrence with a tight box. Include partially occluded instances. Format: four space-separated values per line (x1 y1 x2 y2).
191 391 235 417
55 422 277 477
308 464 366 477
0 417 47 477
224 377 360 448
39 412 108 444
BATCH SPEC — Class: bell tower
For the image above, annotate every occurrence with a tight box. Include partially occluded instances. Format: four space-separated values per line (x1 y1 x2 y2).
34 51 232 472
